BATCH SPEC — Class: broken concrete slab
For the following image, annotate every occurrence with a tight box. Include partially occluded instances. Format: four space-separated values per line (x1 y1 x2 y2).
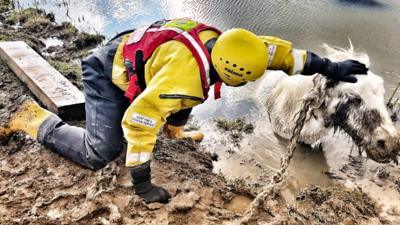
0 41 84 119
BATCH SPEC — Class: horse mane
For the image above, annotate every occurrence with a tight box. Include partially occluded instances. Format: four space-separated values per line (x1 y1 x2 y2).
322 40 370 67
324 42 385 115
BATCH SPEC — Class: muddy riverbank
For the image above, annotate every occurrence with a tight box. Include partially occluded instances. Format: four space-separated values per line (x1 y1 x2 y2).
0 2 399 224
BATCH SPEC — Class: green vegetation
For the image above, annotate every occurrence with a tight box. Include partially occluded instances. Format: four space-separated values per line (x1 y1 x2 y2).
215 118 254 134
74 32 105 49
59 22 79 39
0 31 42 53
5 8 45 25
49 60 83 90
0 34 12 41
50 60 82 78
215 117 254 148
23 16 51 32
0 0 11 13
4 8 55 33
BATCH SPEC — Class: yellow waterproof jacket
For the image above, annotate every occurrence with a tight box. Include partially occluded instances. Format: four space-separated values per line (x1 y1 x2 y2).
111 29 307 166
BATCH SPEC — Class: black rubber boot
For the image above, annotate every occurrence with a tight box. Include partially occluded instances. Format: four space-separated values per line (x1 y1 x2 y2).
130 161 171 204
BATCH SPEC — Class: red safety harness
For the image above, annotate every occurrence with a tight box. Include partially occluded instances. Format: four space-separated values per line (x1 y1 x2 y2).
122 20 223 102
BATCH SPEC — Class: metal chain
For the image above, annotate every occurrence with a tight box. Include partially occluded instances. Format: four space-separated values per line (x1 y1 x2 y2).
240 79 325 224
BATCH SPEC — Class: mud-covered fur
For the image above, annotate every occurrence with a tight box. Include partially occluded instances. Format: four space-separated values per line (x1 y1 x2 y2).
260 44 399 163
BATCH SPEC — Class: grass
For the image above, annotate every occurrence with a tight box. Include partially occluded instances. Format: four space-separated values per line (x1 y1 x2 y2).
5 8 45 25
74 32 104 49
215 118 254 134
0 0 10 13
0 34 12 41
49 60 83 89
59 22 78 39
23 16 52 32
50 60 82 79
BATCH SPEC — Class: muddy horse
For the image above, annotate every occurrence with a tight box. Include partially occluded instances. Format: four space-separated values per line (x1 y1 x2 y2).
257 44 399 164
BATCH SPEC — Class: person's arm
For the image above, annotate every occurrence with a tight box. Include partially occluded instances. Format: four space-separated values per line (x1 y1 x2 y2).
122 40 205 203
122 86 180 204
258 36 368 82
122 87 182 166
258 36 307 75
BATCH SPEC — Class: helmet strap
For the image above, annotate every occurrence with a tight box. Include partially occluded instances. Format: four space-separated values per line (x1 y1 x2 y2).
205 38 217 53
209 65 222 85
205 38 223 85
205 37 222 99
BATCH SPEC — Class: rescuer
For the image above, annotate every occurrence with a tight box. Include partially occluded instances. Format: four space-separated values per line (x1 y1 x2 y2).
0 18 368 204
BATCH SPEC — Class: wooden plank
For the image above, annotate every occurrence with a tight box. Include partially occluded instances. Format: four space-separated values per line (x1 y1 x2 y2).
0 41 85 120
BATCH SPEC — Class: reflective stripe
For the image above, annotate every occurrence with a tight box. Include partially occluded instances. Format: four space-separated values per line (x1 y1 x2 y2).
147 28 158 32
147 27 183 33
127 25 152 44
267 44 277 67
126 152 152 165
291 49 306 74
181 31 210 85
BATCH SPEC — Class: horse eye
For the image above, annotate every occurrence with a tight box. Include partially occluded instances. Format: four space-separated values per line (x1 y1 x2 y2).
377 140 386 148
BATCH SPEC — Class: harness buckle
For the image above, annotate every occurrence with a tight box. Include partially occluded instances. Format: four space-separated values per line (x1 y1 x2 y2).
124 60 135 76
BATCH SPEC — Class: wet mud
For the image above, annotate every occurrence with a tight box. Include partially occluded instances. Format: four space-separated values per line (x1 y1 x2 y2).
0 132 239 224
0 2 399 224
0 132 388 225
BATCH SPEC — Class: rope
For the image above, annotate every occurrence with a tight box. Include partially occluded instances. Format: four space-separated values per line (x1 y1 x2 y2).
240 78 326 224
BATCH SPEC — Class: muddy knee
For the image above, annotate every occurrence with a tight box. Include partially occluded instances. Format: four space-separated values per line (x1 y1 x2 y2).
38 116 123 170
87 142 124 170
85 155 109 170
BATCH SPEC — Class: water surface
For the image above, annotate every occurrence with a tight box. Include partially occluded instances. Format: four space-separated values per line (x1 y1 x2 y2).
18 0 400 84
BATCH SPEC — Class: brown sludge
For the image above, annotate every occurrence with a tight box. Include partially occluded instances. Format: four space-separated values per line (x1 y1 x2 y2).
0 132 387 225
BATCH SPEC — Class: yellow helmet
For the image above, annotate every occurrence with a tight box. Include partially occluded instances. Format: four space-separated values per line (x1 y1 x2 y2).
211 28 268 86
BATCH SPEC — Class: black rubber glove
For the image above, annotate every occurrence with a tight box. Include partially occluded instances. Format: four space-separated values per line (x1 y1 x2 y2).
302 51 368 83
130 160 171 204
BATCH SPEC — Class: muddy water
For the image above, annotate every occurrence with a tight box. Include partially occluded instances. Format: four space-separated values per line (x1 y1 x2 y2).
18 0 399 198
196 80 333 199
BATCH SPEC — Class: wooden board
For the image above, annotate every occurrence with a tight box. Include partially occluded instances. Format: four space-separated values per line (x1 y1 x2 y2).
0 41 85 120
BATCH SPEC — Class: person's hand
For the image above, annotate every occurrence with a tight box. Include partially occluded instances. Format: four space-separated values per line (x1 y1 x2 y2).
324 59 368 83
302 52 369 83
